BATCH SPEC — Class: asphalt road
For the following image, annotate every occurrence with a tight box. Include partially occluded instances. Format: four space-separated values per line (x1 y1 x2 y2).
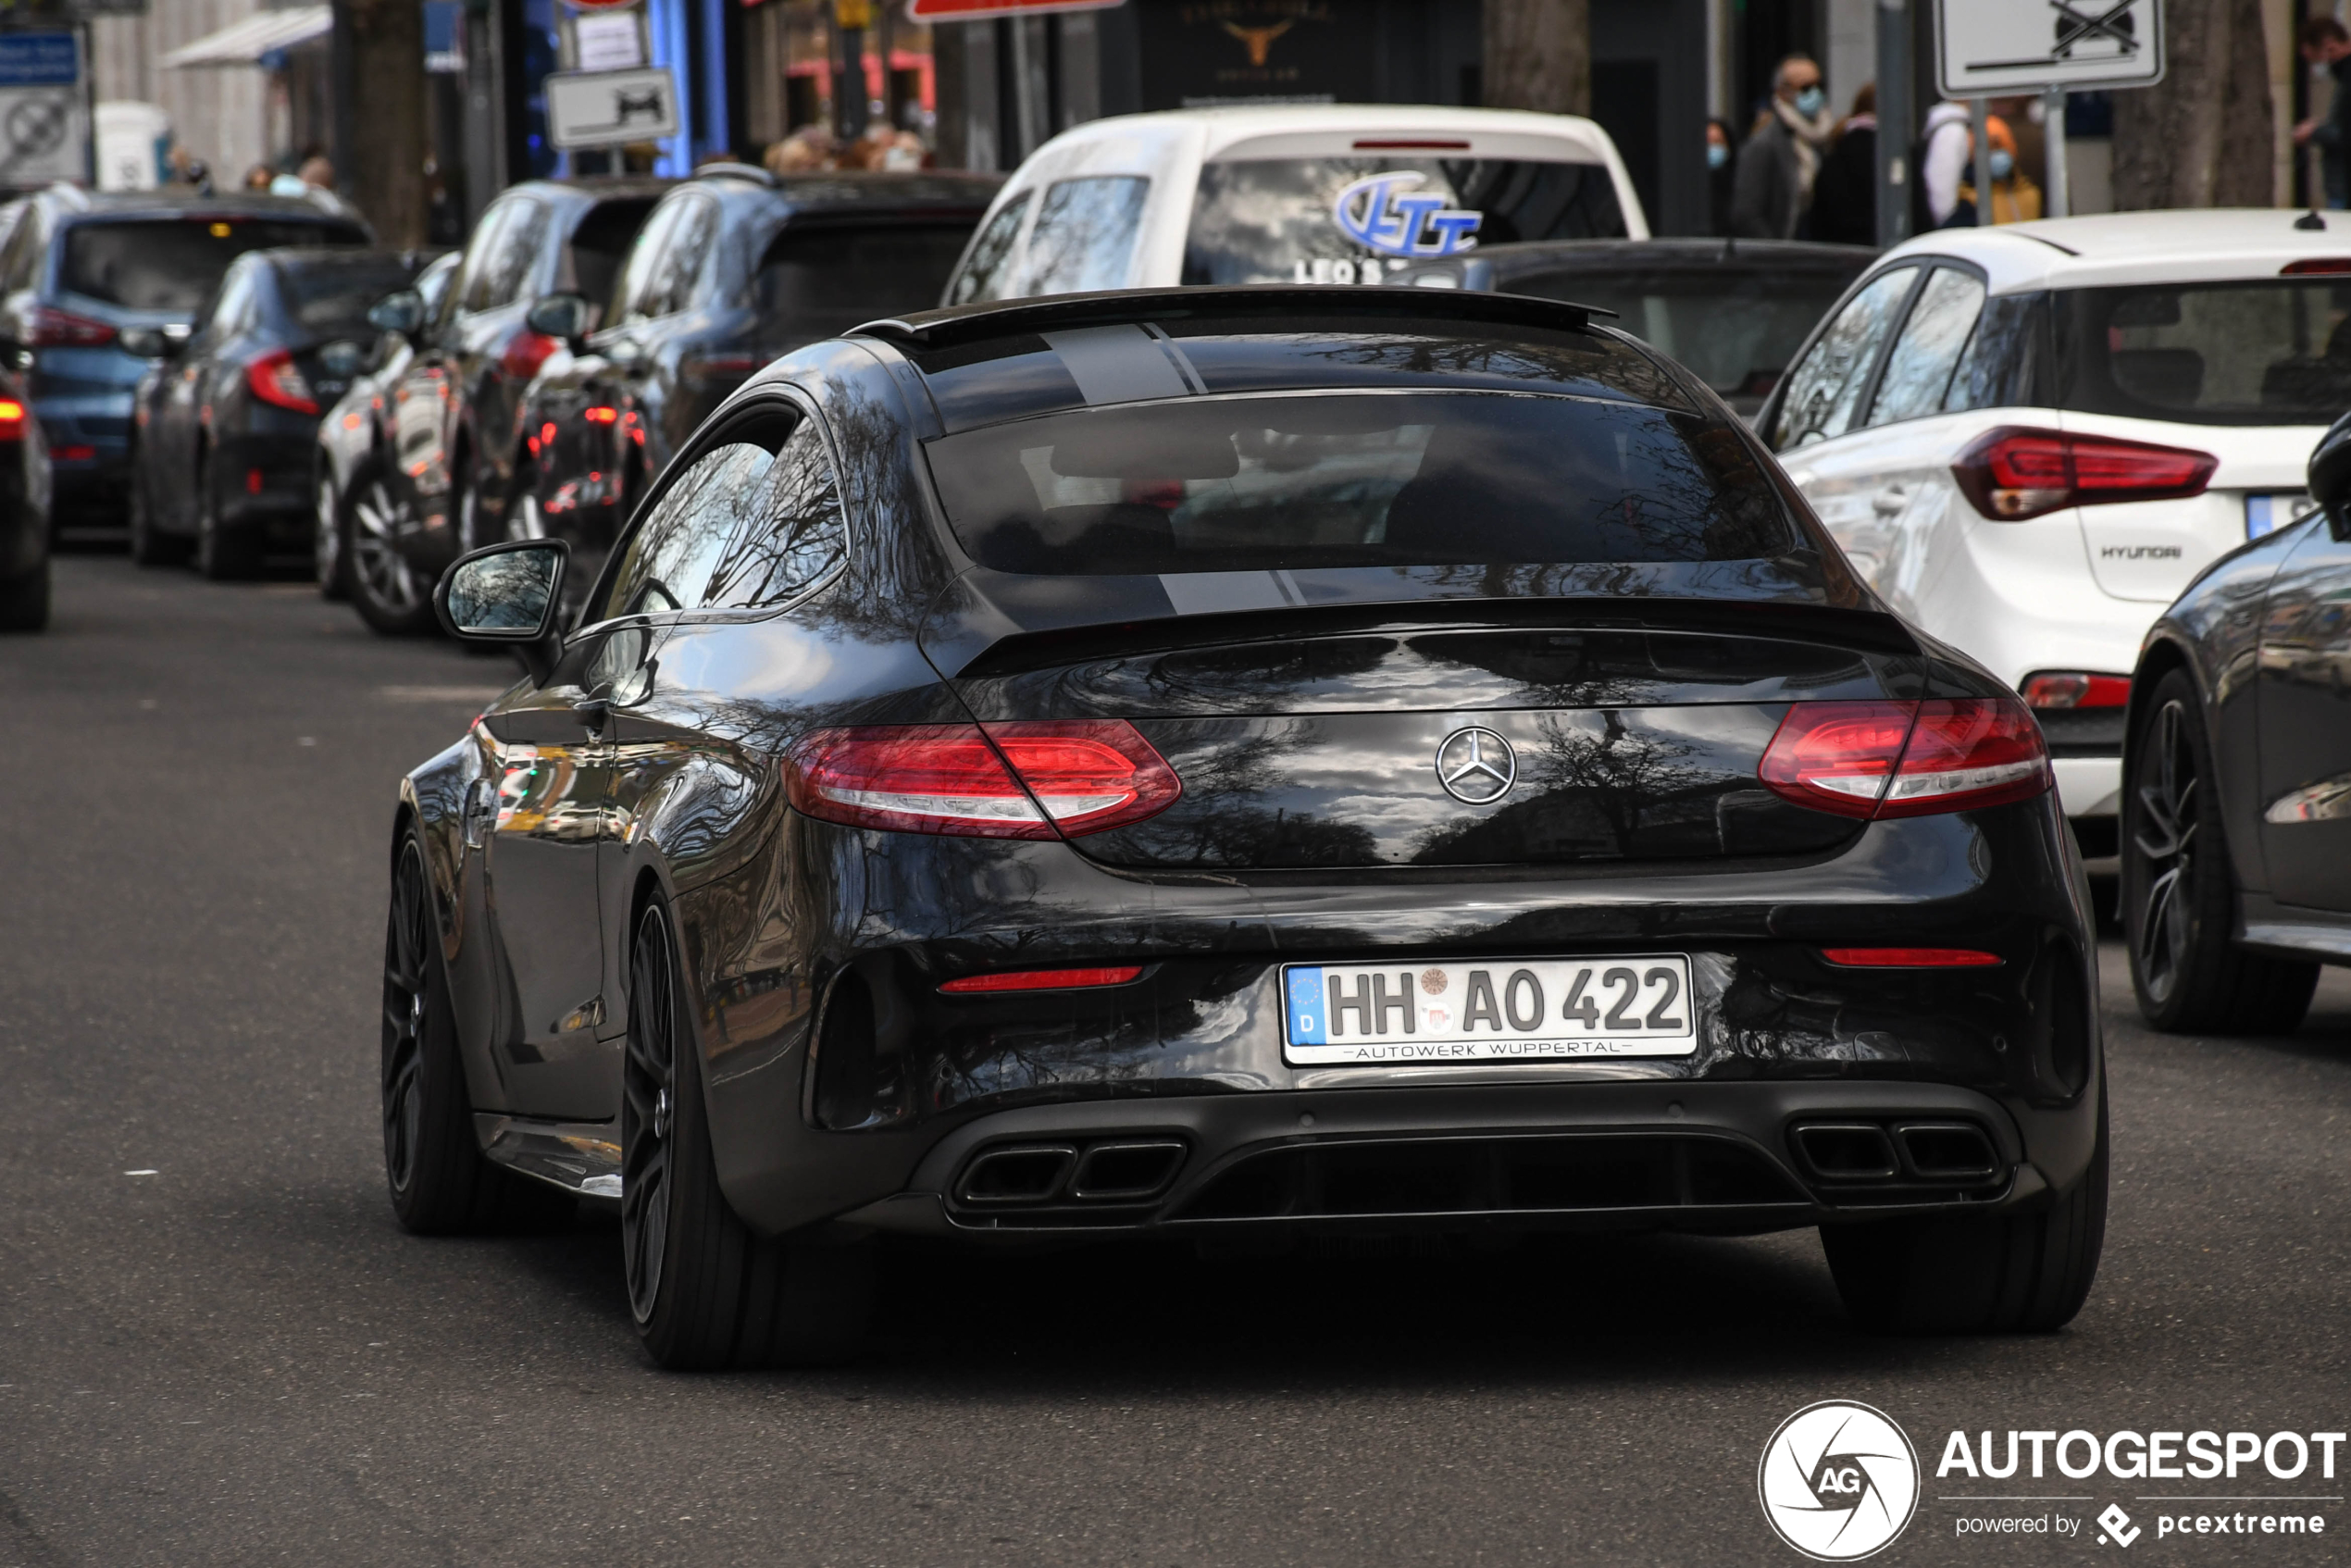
3 554 2348 1568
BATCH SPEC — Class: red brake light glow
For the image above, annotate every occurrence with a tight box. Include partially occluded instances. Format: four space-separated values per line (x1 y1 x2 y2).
582 405 618 424
1761 697 2051 820
245 348 317 414
2282 258 2351 275
1951 425 2216 521
1821 948 2004 967
0 398 24 440
783 720 1181 839
501 330 561 382
939 966 1145 994
25 305 116 347
2021 671 2130 710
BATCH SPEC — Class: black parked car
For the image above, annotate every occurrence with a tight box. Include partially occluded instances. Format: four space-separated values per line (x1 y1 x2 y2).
337 177 667 632
507 166 995 580
0 185 368 532
1388 239 1875 419
2122 413 2351 1032
392 286 2105 1367
0 197 49 630
128 247 425 578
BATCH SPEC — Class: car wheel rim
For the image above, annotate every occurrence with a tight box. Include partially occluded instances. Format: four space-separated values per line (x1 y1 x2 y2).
622 906 676 1325
381 843 431 1195
316 479 340 585
2132 697 2198 1003
351 480 417 611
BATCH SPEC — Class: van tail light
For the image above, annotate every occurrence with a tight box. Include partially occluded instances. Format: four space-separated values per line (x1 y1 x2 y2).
1951 425 2216 521
501 330 561 382
0 398 24 440
1761 697 2050 820
24 305 116 347
245 349 317 414
784 720 1181 839
2021 671 2130 709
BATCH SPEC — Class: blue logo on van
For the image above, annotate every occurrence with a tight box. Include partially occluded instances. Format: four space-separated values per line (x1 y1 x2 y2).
1332 173 1482 258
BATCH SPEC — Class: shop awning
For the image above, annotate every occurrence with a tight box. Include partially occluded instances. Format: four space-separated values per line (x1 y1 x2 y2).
160 6 330 68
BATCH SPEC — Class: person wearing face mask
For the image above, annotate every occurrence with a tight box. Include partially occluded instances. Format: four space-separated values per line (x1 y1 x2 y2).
1731 55 1839 240
1958 116 2042 224
1706 118 1737 235
1807 83 1879 246
1917 98 1977 230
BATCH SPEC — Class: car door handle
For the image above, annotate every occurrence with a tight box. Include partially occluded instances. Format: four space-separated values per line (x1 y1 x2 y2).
1871 484 1909 516
572 695 611 735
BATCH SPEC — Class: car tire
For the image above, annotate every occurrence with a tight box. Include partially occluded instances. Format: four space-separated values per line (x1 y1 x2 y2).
0 556 49 631
2122 669 2319 1034
381 830 573 1234
127 453 191 567
622 895 874 1370
1822 1088 2108 1335
193 453 262 581
347 460 438 636
315 471 351 600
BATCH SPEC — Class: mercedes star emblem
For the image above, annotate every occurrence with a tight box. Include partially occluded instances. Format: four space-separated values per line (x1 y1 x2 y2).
1436 727 1516 804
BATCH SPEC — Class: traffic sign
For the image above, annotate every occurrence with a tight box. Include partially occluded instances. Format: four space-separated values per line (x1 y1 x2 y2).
905 0 1126 19
0 31 83 184
1936 0 2165 96
545 66 678 149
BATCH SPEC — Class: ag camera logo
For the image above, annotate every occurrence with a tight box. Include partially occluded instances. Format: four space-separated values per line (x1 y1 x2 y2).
1759 1400 1921 1561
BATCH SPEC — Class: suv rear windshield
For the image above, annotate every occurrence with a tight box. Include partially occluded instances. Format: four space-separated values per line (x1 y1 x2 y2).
755 223 976 343
1183 158 1627 286
2054 280 2351 426
925 391 1791 575
64 217 365 312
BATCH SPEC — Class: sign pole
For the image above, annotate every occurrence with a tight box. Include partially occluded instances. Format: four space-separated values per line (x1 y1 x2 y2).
2042 83 2068 218
1970 95 1991 224
1875 0 1911 249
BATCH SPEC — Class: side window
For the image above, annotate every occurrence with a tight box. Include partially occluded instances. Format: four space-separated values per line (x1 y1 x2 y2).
1867 268 1988 427
626 196 715 323
608 200 684 324
1021 177 1151 296
596 434 781 620
1946 292 2046 414
480 200 550 307
0 209 44 292
947 192 1033 305
198 267 254 344
1770 266 1920 452
453 202 515 315
702 420 847 609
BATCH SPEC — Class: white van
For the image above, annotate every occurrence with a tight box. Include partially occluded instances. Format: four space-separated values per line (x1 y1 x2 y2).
941 105 1647 306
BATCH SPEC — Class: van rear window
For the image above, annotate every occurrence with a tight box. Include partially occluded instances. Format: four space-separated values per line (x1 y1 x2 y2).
63 217 365 312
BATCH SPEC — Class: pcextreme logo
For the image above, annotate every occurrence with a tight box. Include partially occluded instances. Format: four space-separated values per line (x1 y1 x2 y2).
1759 1400 1922 1561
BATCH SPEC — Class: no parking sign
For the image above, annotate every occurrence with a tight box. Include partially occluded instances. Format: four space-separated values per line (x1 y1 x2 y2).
0 31 85 186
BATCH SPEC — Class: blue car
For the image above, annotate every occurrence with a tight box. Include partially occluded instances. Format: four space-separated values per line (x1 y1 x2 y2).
0 184 368 534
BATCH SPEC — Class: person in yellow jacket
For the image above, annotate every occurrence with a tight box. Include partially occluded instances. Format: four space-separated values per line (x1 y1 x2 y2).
1959 116 2044 224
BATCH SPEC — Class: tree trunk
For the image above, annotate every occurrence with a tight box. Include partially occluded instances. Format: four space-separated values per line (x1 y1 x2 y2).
1483 0 1589 118
338 0 428 247
2110 0 2275 208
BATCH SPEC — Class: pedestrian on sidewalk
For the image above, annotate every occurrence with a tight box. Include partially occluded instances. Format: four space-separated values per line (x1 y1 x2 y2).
1918 99 1975 230
1731 54 1837 241
1959 117 2042 225
1808 83 1878 246
1706 118 1736 236
2295 17 2351 209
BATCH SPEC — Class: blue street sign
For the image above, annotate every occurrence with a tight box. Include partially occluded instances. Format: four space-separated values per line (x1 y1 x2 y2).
0 33 81 90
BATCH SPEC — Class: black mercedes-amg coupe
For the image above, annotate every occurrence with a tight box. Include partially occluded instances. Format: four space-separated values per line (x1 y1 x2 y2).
387 286 2106 1367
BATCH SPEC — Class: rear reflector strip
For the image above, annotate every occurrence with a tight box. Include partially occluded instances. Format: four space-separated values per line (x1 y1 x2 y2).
939 966 1145 993
2021 671 2130 709
1821 948 2003 968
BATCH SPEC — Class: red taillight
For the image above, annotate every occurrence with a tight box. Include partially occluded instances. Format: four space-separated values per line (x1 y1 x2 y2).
501 330 560 381
2282 257 2351 275
2021 671 2130 710
582 405 618 424
783 720 1181 839
52 443 93 462
939 966 1144 994
245 349 317 414
1761 697 2050 820
1951 425 2216 521
0 398 24 440
1821 948 2004 967
25 305 116 347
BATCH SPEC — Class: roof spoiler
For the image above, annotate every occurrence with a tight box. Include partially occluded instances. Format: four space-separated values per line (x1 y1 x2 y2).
851 282 1620 352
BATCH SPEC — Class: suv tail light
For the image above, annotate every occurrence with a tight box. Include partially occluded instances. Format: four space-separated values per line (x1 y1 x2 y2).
2021 671 2130 709
1951 425 2216 521
1761 697 2050 820
0 398 24 440
25 305 116 347
784 720 1181 839
245 349 317 414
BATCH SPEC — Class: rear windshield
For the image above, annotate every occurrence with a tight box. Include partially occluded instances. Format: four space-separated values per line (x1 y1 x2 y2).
569 197 657 317
2054 280 2351 427
63 217 364 312
1514 268 1860 402
280 260 416 339
925 391 1793 575
754 223 976 343
1183 158 1626 287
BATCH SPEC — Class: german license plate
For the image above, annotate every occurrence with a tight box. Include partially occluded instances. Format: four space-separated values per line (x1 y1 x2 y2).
1282 955 1698 1065
2245 492 2312 539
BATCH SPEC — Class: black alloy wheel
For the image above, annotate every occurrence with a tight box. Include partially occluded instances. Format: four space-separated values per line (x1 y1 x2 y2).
128 447 190 567
347 461 437 635
621 897 873 1369
315 470 350 600
2122 670 2317 1033
193 450 262 580
381 831 572 1233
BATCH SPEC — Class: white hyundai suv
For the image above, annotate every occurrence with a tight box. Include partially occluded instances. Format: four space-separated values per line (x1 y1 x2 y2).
1760 211 2351 858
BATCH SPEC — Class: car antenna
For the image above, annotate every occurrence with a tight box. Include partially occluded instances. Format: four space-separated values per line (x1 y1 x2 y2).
2297 209 2328 230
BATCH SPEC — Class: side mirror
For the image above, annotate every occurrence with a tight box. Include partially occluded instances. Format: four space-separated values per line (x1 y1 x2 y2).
525 291 592 349
367 288 425 339
2309 409 2351 511
120 327 174 359
434 539 569 685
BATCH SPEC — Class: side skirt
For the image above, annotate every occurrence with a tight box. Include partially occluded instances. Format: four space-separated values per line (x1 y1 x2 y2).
475 1113 622 1205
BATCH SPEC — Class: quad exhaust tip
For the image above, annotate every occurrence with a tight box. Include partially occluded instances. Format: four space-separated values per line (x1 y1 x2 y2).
956 1139 1187 1206
1791 1119 1999 1186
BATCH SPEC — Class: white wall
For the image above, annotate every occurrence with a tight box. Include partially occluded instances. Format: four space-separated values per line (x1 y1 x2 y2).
90 0 278 186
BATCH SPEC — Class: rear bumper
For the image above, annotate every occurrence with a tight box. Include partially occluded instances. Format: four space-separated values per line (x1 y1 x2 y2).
2052 755 2121 818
